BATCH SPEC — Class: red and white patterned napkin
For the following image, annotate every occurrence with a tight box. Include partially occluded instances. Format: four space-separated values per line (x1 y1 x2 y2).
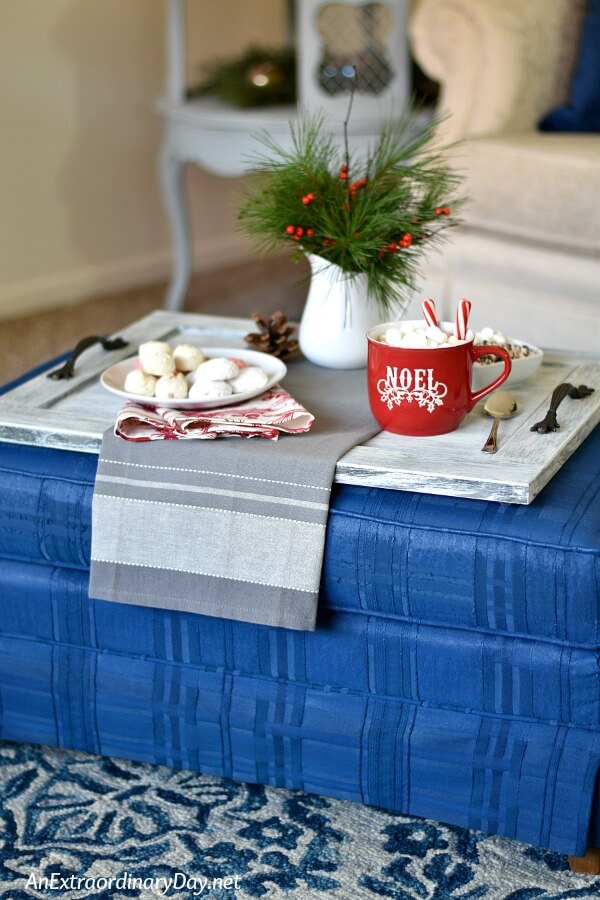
114 386 314 441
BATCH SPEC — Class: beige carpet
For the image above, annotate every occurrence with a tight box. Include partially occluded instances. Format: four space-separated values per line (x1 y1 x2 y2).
0 255 307 386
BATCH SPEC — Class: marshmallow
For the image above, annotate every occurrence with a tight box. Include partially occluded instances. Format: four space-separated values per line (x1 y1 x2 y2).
475 328 509 347
124 369 157 397
424 325 448 344
192 357 240 383
173 343 205 373
155 372 189 400
400 331 430 349
188 380 233 401
477 327 495 341
230 366 269 394
384 327 404 347
139 341 175 377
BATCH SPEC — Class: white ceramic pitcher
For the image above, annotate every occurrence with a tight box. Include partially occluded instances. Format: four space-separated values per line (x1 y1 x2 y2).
299 253 383 369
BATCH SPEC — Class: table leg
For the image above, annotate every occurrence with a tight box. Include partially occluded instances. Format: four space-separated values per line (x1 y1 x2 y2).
568 847 600 875
159 146 191 311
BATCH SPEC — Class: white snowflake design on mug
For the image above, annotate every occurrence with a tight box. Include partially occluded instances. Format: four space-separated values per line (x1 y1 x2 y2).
377 365 448 413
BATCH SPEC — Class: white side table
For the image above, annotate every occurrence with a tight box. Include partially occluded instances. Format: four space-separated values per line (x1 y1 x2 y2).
158 0 409 311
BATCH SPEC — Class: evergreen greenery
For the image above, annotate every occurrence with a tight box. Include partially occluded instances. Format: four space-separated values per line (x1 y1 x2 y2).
238 106 463 314
187 46 296 108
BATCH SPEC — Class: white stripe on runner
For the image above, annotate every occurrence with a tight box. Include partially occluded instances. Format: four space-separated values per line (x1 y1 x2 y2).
96 474 329 511
100 458 331 492
92 493 326 527
92 495 324 591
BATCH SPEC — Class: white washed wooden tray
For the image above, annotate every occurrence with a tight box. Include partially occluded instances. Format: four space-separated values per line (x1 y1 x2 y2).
0 311 598 505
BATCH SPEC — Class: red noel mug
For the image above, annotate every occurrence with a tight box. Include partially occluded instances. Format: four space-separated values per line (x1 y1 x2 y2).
367 320 512 436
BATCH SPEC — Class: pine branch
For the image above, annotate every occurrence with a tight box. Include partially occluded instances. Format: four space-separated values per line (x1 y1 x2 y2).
238 106 465 316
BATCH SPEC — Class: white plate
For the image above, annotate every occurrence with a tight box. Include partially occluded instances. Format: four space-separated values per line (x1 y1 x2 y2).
101 347 287 410
472 340 543 391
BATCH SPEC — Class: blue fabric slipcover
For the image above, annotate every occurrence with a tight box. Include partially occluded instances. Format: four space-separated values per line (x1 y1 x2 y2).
0 434 598 645
1 559 599 729
0 566 599 856
0 363 598 855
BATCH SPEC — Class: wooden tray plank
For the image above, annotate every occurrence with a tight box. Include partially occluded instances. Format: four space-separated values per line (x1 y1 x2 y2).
335 445 534 503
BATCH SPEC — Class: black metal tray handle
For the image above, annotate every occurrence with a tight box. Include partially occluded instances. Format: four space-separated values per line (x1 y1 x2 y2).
47 335 129 380
530 382 595 434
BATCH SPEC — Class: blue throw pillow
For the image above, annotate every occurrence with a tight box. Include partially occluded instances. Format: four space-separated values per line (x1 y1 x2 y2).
539 0 600 132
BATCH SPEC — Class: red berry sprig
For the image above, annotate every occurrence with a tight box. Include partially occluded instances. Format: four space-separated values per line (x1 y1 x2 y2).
285 224 316 241
285 225 304 241
302 193 315 205
339 164 349 181
378 233 413 258
435 206 451 216
349 176 368 198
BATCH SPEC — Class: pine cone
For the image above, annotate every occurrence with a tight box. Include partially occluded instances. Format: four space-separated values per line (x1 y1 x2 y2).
245 310 299 359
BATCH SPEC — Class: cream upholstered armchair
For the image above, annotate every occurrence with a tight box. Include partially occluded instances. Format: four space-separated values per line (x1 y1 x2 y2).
409 0 600 353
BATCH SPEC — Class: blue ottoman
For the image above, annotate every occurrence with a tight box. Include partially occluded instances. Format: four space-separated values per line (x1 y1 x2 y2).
0 362 598 856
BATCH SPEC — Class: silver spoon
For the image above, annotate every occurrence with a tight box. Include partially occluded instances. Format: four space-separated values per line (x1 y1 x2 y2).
481 390 518 454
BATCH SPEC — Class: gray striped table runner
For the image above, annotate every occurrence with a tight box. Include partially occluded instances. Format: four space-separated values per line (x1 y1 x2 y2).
90 361 379 630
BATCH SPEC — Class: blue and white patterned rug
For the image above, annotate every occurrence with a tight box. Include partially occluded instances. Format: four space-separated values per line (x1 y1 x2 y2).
0 742 598 899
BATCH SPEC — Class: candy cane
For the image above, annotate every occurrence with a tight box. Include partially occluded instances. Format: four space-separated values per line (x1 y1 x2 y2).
422 298 439 328
455 299 472 340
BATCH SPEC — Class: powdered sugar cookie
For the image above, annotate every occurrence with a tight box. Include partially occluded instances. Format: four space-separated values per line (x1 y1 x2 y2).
173 343 205 372
188 379 233 401
230 366 269 394
124 369 157 397
155 372 188 400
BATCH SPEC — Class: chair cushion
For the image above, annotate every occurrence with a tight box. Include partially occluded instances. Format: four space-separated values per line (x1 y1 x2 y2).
459 133 600 252
540 0 600 133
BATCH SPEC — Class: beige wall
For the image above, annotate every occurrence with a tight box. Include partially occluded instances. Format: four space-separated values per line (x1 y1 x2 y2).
0 0 286 320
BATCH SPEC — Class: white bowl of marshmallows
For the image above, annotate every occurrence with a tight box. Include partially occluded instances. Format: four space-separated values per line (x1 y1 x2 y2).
101 341 287 409
471 327 543 390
